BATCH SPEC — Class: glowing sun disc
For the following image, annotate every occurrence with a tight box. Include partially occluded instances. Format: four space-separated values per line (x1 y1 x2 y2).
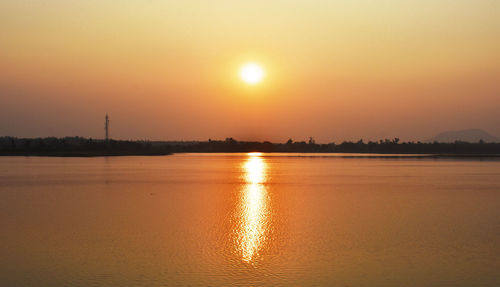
240 63 264 85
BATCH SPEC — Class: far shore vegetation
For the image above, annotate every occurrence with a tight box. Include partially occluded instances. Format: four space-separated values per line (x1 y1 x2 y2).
1 136 500 157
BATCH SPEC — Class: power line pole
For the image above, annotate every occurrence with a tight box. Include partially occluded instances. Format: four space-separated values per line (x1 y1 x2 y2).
105 113 109 147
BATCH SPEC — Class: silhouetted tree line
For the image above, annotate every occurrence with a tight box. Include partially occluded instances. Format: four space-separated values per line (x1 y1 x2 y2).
1 136 499 156
167 137 500 154
0 137 171 156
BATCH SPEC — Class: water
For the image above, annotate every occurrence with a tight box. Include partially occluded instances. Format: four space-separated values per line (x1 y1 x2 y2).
1 153 499 286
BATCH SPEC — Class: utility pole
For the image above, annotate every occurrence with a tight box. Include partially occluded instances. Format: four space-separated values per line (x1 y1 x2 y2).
105 113 109 147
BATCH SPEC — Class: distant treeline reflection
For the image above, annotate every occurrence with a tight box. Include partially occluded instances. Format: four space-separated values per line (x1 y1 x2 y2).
1 137 500 156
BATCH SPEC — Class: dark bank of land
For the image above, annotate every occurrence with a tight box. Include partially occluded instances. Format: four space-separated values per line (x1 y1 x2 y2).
0 137 172 157
1 136 500 157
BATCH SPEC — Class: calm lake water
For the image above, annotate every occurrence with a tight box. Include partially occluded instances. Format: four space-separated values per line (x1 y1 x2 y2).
1 153 499 286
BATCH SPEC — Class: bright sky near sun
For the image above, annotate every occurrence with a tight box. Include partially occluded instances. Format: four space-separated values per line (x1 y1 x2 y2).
240 63 264 85
0 1 499 142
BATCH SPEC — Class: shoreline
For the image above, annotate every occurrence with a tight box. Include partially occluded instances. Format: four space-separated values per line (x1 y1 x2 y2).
0 151 172 157
1 152 499 158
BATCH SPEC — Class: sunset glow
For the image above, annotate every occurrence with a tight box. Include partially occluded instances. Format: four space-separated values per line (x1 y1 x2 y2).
0 1 498 142
240 63 264 85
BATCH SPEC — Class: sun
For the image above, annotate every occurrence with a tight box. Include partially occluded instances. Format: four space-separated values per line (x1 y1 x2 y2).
240 63 264 85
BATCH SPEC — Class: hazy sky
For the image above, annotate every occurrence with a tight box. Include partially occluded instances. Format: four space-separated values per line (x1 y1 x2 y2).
1 0 499 142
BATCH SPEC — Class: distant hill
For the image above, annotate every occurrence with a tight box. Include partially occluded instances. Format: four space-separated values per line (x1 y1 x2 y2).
427 129 499 143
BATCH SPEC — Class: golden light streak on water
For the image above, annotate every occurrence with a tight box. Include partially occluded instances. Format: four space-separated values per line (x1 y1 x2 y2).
236 152 269 263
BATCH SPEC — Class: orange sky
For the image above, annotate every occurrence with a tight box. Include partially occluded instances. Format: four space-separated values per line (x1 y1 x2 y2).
1 1 499 142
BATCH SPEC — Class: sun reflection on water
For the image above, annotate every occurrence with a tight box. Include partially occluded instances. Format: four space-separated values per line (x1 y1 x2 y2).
236 152 269 263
